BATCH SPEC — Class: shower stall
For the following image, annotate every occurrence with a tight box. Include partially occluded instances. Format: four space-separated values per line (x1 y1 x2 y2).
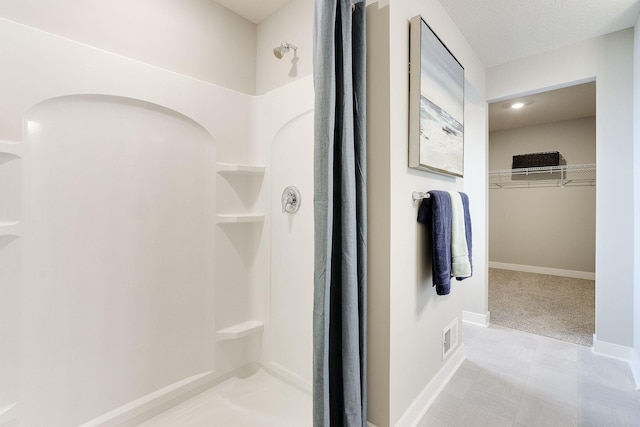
0 11 314 427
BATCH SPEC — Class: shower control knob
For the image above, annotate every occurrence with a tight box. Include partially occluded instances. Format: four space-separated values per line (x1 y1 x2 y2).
281 186 301 214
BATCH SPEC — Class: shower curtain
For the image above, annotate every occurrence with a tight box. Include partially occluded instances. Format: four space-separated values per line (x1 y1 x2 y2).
313 0 367 426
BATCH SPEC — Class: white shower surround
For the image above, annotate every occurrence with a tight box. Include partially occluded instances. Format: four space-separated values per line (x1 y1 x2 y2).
0 16 313 426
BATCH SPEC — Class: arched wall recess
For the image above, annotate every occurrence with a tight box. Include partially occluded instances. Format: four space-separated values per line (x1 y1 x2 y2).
20 93 217 426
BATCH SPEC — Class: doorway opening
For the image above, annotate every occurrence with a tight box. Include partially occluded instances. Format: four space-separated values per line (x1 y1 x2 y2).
487 81 596 347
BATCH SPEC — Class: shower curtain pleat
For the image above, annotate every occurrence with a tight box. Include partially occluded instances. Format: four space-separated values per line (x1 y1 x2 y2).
313 1 367 426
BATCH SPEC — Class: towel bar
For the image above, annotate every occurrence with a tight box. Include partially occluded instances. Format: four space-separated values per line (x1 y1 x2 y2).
412 191 431 202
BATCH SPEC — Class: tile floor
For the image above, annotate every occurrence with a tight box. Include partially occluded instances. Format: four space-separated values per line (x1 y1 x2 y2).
421 323 640 427
134 323 640 426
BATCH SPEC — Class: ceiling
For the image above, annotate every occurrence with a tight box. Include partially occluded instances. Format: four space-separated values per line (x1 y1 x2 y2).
489 82 596 132
213 0 290 23
438 0 640 68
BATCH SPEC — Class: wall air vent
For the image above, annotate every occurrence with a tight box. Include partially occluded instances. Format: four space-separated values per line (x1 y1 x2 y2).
442 318 459 360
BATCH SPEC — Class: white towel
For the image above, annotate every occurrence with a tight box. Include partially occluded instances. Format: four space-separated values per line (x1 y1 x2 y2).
447 191 471 278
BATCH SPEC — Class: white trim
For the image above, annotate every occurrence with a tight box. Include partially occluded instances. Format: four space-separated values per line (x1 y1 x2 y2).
462 310 490 327
262 361 312 394
486 77 597 104
489 262 595 280
78 366 261 427
592 335 634 362
630 350 640 390
394 345 466 427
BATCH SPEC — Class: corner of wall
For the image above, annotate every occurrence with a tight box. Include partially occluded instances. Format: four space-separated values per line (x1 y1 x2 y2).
255 0 314 95
462 310 490 327
633 11 640 376
633 6 640 362
366 3 392 426
631 352 640 390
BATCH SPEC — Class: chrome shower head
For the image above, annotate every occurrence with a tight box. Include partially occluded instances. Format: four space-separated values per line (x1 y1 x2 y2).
273 42 297 59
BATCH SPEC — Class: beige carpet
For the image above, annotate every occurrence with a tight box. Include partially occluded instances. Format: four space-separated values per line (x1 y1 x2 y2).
489 268 595 346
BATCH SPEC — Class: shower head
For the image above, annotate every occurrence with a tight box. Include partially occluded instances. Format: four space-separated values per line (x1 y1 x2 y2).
273 42 297 59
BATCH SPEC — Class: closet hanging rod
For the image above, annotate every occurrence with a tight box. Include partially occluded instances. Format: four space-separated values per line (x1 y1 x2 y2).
412 191 431 202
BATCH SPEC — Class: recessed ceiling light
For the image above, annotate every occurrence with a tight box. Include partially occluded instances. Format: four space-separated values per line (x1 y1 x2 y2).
511 102 525 109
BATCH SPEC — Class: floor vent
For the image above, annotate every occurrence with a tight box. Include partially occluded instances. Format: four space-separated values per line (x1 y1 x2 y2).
443 318 459 360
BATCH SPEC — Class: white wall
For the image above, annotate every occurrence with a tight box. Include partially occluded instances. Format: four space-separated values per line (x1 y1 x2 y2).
489 118 596 274
367 0 487 425
0 16 261 424
257 77 315 389
0 1 318 424
0 0 257 94
256 0 314 94
487 29 634 349
23 95 217 426
0 0 317 95
633 14 640 387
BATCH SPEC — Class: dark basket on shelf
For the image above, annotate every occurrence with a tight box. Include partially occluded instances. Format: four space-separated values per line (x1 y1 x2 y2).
512 151 566 180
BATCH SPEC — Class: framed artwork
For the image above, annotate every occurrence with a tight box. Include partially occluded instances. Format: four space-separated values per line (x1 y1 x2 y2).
409 15 464 177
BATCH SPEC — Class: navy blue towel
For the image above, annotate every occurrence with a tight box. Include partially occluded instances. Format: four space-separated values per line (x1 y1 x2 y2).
456 192 473 281
417 190 452 295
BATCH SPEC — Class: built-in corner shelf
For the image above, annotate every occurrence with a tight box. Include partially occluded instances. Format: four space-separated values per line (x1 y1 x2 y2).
216 320 264 340
1 140 23 237
489 163 596 189
0 402 17 426
0 140 23 157
216 213 265 224
216 162 265 176
215 163 266 224
0 221 22 237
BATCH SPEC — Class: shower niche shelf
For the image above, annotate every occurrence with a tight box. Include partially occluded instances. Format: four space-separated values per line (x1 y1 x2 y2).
0 221 22 237
216 320 264 340
0 144 22 234
0 140 23 157
0 402 17 426
216 162 265 224
215 161 265 346
216 162 265 175
216 213 265 224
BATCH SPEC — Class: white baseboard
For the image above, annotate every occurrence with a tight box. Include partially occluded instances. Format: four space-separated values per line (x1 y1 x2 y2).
592 335 635 362
592 337 639 390
462 310 490 327
631 351 640 391
263 361 312 394
489 262 595 280
78 370 222 427
394 344 466 427
78 365 263 427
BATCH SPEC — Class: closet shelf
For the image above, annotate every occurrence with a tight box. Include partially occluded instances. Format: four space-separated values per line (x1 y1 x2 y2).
216 320 264 340
216 162 265 175
216 213 265 224
489 163 596 189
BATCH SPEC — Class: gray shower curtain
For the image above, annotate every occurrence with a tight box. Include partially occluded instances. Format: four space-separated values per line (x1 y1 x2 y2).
313 0 367 426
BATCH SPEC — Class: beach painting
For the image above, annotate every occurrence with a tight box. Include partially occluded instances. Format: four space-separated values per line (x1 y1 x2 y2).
409 15 464 177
